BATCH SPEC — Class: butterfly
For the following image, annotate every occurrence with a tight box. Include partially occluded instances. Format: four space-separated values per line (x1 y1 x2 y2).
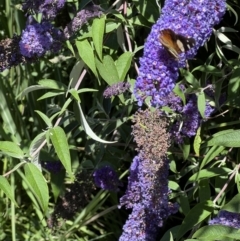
159 29 195 60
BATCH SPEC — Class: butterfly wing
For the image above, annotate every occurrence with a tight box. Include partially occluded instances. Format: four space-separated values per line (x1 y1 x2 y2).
176 34 195 52
159 29 182 59
159 29 195 60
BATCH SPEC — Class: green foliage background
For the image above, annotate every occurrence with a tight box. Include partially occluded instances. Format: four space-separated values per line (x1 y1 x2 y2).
0 0 240 240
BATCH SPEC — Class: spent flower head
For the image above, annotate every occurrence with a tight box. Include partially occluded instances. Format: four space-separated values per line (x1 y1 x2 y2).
103 82 131 98
0 35 30 72
119 110 178 240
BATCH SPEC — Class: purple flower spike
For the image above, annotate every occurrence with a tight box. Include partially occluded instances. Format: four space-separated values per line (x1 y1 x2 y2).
134 0 226 107
19 20 64 58
209 210 240 229
119 110 178 240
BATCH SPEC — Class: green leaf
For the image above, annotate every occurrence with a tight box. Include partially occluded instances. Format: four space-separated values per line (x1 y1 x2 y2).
17 85 48 98
92 17 105 60
193 127 201 156
227 68 240 108
105 22 120 33
0 176 18 206
222 194 240 213
115 52 133 80
169 180 180 191
182 70 200 88
182 140 190 161
59 98 72 116
38 79 67 90
77 88 98 94
29 132 46 165
184 240 202 241
37 91 64 101
192 225 240 240
178 193 190 215
95 55 119 85
197 92 206 118
35 110 52 127
206 129 240 147
117 25 125 51
74 102 116 144
76 39 98 78
69 61 85 88
24 163 49 213
69 89 80 102
236 173 240 194
188 167 231 183
199 179 211 202
176 200 214 240
160 226 181 241
132 0 159 23
193 65 223 76
200 146 225 169
174 84 186 105
49 127 73 179
0 141 24 159
50 170 65 203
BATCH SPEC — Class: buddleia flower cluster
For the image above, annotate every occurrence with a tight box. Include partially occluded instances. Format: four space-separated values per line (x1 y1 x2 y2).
0 1 103 72
119 110 178 240
134 0 226 107
19 17 64 58
209 210 240 229
162 86 216 143
119 0 227 240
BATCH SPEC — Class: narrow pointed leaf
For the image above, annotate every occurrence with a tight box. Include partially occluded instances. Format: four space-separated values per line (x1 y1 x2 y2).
192 225 240 240
0 141 24 159
17 85 47 98
92 17 105 60
76 39 98 78
0 176 18 206
222 194 240 213
69 89 80 102
200 146 225 169
24 163 49 213
207 129 240 147
75 103 116 144
115 52 133 80
176 200 214 240
193 127 201 156
49 127 73 179
188 167 231 183
37 91 64 100
35 110 52 127
38 79 67 90
29 132 46 166
197 92 206 118
96 55 119 85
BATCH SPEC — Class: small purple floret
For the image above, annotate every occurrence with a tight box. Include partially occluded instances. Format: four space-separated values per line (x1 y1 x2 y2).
93 166 122 192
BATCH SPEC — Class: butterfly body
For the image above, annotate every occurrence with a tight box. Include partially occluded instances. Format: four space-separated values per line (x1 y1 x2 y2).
159 29 195 60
